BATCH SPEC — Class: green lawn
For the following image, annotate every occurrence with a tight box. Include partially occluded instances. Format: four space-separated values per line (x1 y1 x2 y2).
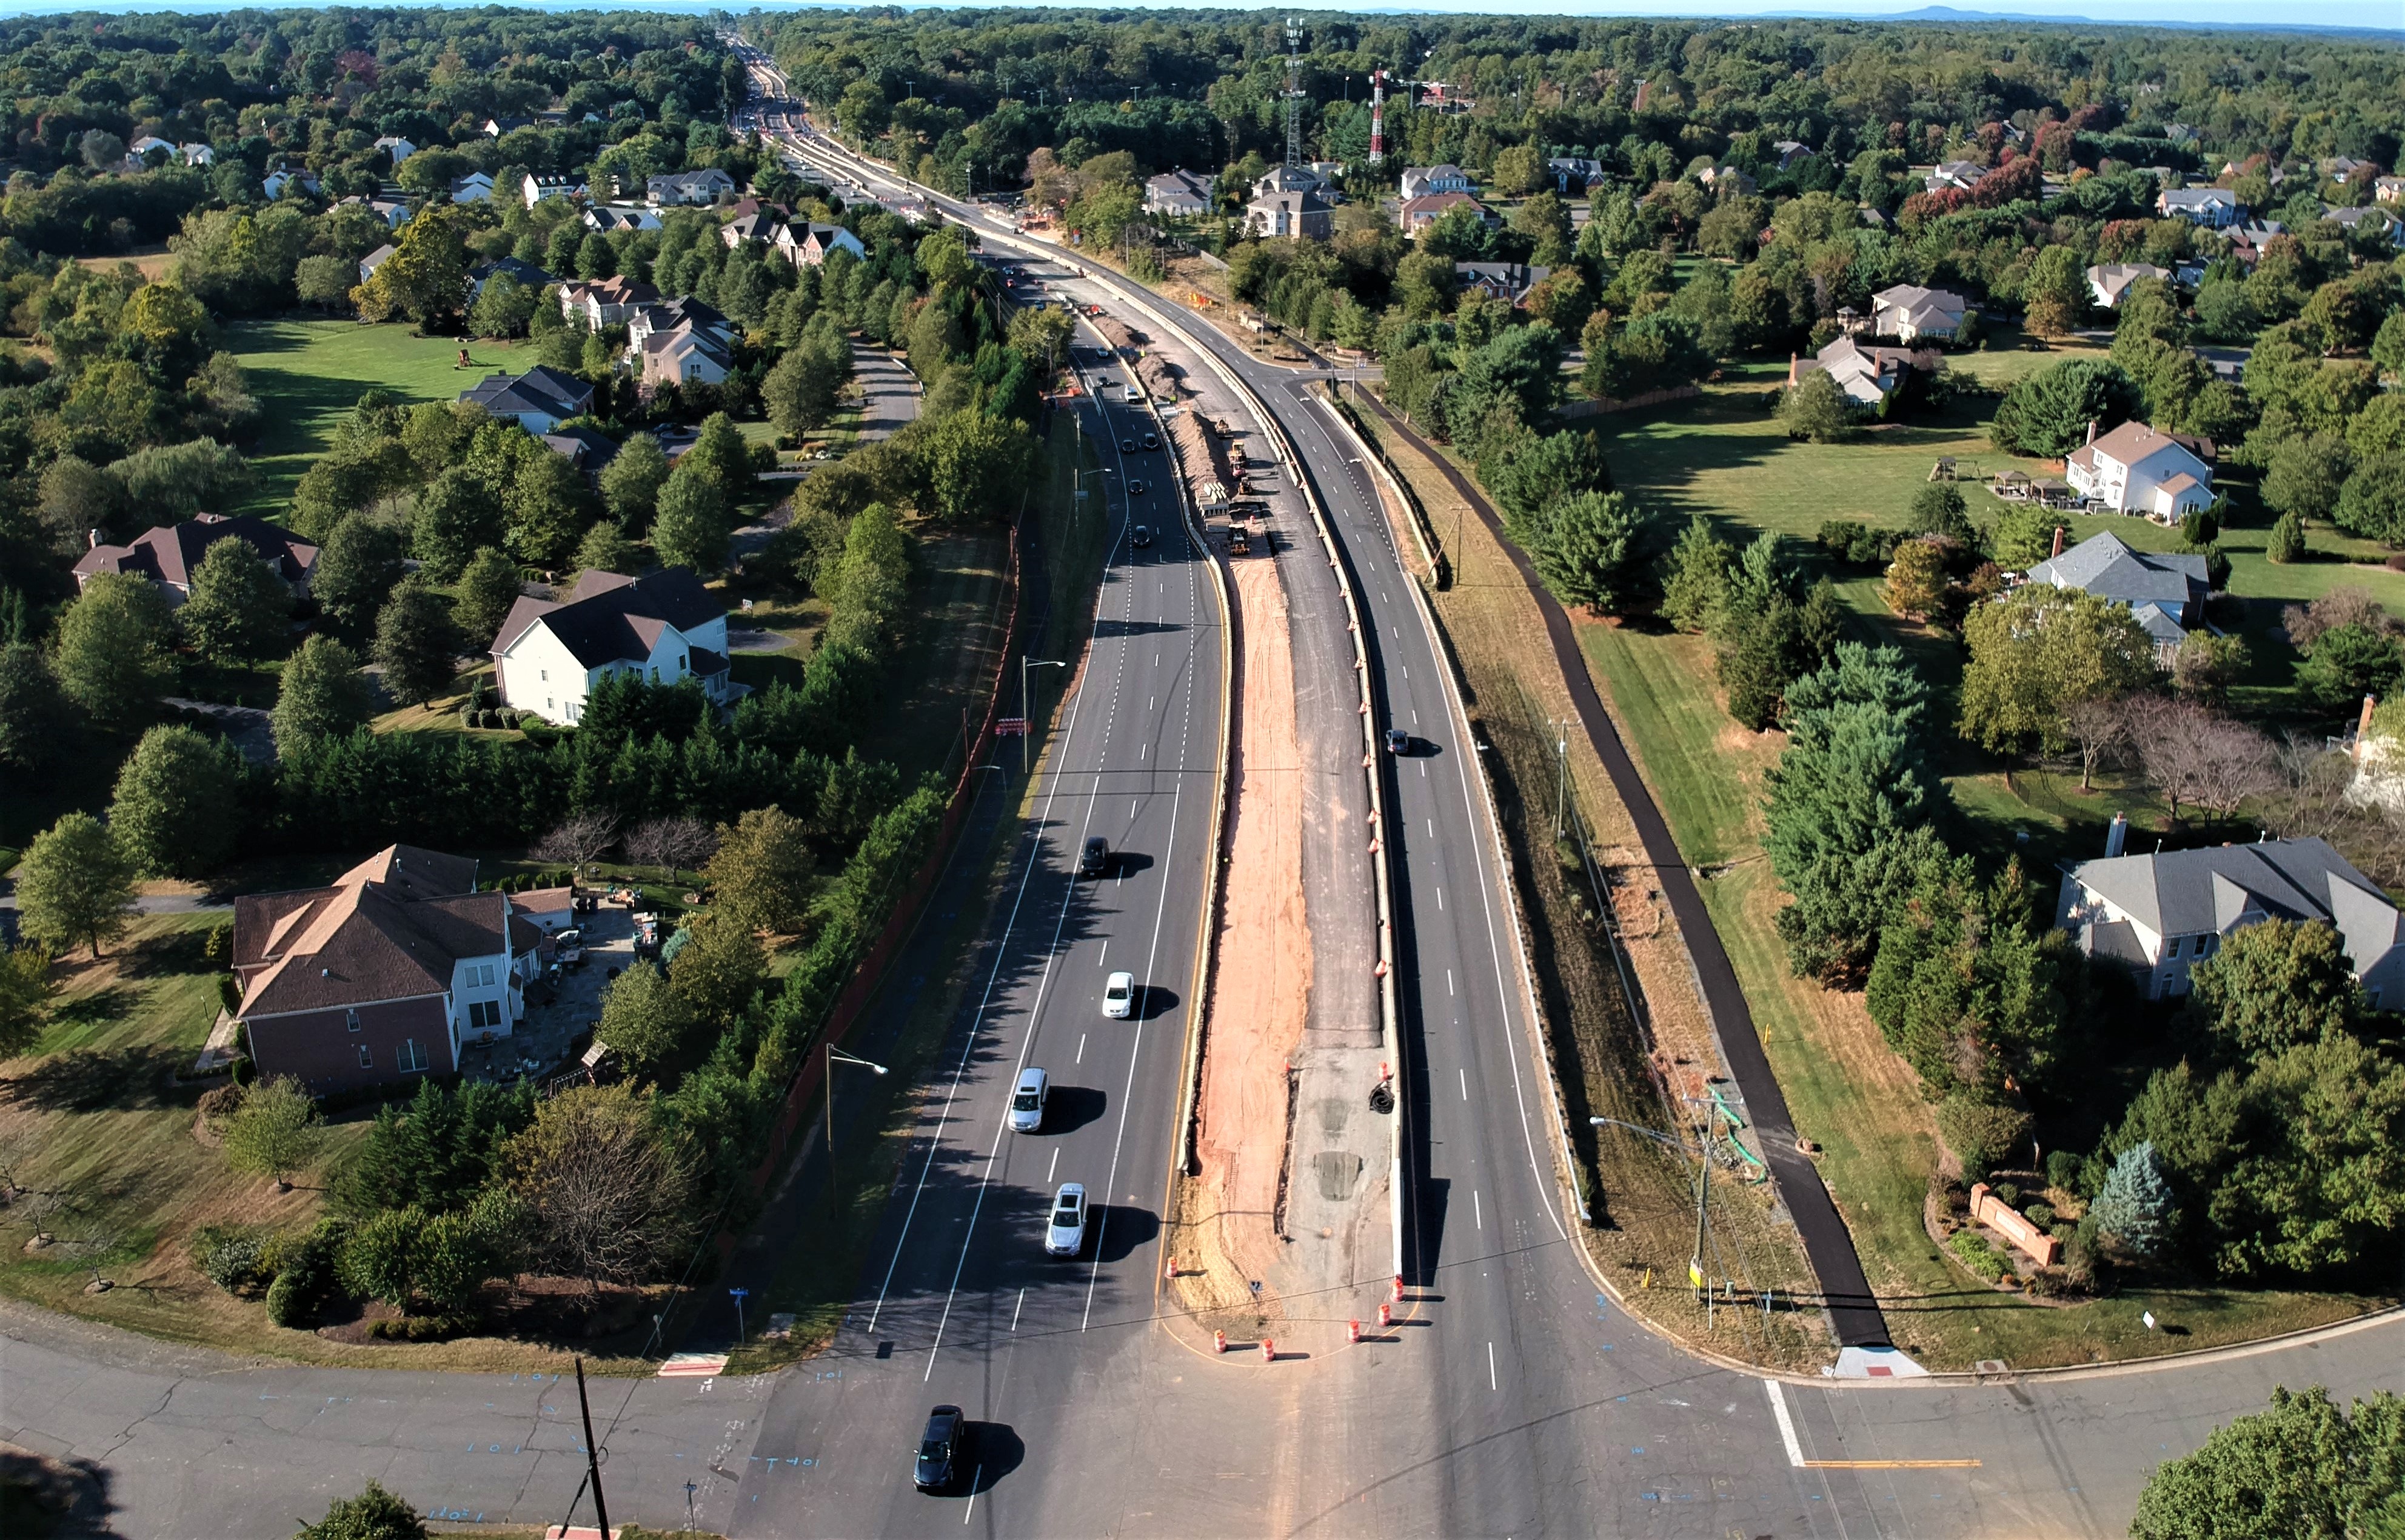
228 320 540 515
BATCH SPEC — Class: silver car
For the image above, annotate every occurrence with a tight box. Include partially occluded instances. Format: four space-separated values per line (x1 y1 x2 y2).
1045 1182 1088 1257
1010 1067 1049 1133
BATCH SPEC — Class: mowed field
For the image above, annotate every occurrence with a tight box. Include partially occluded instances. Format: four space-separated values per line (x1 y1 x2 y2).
227 320 542 514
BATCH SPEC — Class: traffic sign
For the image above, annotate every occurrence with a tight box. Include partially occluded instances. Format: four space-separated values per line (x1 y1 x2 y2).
995 718 1029 736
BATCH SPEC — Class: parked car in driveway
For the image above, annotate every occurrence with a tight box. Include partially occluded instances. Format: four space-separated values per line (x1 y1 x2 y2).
555 928 586 966
1103 970 1135 1019
1045 1182 1088 1256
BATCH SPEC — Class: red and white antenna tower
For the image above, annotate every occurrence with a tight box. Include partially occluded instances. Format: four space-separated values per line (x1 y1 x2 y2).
1368 69 1387 166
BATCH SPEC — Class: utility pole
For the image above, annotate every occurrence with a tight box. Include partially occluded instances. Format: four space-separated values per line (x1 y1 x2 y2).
574 1358 610 1540
1553 721 1570 840
1691 1119 1711 1326
825 1044 889 1213
1022 656 1065 775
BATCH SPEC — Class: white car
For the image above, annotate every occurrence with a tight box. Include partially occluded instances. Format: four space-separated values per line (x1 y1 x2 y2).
1009 1067 1049 1133
1045 1182 1088 1257
1103 971 1136 1019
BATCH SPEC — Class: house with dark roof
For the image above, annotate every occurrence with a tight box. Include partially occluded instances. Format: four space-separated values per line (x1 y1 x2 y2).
492 568 734 725
2056 834 2405 1005
1399 164 1473 201
1144 169 1216 218
2021 530 2209 661
468 256 554 300
2157 186 2244 227
73 513 317 607
1787 335 1935 408
639 327 734 388
458 365 594 435
233 845 549 1093
2065 420 2216 520
541 426 620 477
1245 168 1334 241
627 296 734 353
557 275 660 329
1453 262 1551 307
787 222 866 267
720 210 783 248
647 168 737 206
1398 191 1489 236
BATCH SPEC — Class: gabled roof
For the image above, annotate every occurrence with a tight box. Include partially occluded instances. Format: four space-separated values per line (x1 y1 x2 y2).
73 513 316 589
493 567 723 669
470 256 553 289
542 426 620 473
2075 421 2213 480
334 845 479 904
2025 532 2207 609
233 844 503 1018
2067 837 2399 952
460 364 594 422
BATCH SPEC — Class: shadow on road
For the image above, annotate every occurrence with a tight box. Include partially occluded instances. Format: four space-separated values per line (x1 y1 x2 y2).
1037 1083 1109 1136
965 1423 1025 1494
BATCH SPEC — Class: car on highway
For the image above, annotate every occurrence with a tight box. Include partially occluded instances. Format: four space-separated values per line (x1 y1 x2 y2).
1142 431 1159 450
1120 438 1137 452
914 1405 966 1491
1103 970 1136 1019
1010 1067 1049 1133
1131 524 1152 547
1080 835 1111 877
1045 1183 1088 1256
1128 479 1148 495
1385 728 1411 756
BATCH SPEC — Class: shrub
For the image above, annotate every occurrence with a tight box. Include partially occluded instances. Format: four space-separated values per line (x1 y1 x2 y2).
1949 1227 2011 1282
192 1224 269 1294
263 1218 347 1328
1993 1181 2022 1207
2044 1148 2084 1193
2026 1201 2057 1229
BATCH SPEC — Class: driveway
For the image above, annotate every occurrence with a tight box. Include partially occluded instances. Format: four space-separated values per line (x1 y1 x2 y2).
455 901 637 1084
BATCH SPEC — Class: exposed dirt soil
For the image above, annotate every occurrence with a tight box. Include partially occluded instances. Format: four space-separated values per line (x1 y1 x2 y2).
1180 549 1313 1321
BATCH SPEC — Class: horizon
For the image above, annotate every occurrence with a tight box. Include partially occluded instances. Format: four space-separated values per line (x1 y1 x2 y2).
1 0 2398 38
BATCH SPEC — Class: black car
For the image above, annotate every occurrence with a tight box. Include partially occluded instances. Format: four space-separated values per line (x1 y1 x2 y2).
1128 478 1148 495
914 1405 965 1492
1131 524 1153 547
1080 836 1111 877
1120 438 1137 452
1385 728 1411 756
1142 432 1159 450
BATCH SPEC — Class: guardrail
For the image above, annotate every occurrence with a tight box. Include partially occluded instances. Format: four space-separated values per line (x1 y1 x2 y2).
1325 388 1449 590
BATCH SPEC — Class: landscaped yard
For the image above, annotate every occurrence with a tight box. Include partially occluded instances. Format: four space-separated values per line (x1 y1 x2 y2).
228 319 540 515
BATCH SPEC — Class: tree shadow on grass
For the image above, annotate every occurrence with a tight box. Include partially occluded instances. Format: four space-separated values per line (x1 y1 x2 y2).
2 1046 193 1113
117 927 214 980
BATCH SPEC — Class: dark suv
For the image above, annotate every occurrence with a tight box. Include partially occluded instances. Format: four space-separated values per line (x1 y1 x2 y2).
915 1405 965 1492
1079 836 1110 878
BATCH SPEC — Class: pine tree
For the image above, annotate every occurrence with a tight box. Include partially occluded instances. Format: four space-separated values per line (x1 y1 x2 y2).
2092 1141 2176 1258
2267 510 2307 565
1660 513 1731 635
1533 491 1644 615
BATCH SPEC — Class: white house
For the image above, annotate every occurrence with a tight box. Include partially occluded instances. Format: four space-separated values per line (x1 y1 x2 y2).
262 169 321 200
2086 262 2169 308
457 364 595 435
1400 164 1473 201
1868 284 1968 342
492 568 735 727
787 222 866 266
583 203 664 233
126 135 175 166
1925 159 1984 192
523 173 586 207
647 168 737 206
176 141 215 166
2156 186 2243 227
450 171 497 203
373 135 416 167
2065 421 2216 519
2057 833 2405 1006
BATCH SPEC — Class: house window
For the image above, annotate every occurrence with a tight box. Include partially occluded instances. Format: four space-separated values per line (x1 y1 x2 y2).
469 999 501 1030
397 1039 429 1074
540 669 547 682
346 1008 361 1032
357 1045 373 1070
2166 937 2183 959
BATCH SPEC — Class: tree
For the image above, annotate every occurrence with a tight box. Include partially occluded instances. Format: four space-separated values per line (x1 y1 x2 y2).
468 272 537 339
2132 1386 2405 1540
0 643 65 773
1533 491 1644 615
2295 623 2405 710
2091 1140 2176 1258
681 411 755 504
0 944 59 1059
2186 918 2364 1059
2171 632 2247 707
13 814 135 958
504 1083 700 1290
823 501 911 650
600 432 669 533
222 1076 325 1191
2267 510 2307 565
1881 538 1952 621
2022 245 2089 338
666 910 768 1027
504 449 590 567
1958 585 2158 755
595 962 695 1079
295 255 356 312
918 408 1033 522
532 811 620 873
1661 513 1732 634
452 547 526 648
624 816 718 883
36 455 122 552
409 467 504 583
373 581 458 707
312 515 407 632
338 1191 520 1317
2127 697 2280 824
2335 455 2405 546
2059 695 2128 792
52 572 175 727
1776 369 1856 443
652 467 731 573
1905 483 1973 544
353 207 467 327
109 725 243 877
179 536 290 664
704 804 817 932
762 329 852 438
574 521 638 578
270 636 376 752
298 1479 428 1540
1989 358 2141 457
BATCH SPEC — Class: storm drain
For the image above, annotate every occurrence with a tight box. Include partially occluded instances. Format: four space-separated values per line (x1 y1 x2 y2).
1313 1150 1364 1201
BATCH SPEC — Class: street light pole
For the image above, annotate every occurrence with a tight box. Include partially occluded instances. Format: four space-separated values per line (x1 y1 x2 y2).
1022 656 1065 775
825 1044 889 1215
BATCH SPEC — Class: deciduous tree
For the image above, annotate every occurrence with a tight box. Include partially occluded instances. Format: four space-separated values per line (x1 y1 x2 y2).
108 724 243 876
52 571 175 727
179 536 290 664
312 515 407 632
703 804 816 933
452 547 526 649
373 580 458 707
222 1076 326 1191
13 813 135 958
2132 1387 2405 1540
1958 586 2158 754
600 430 670 533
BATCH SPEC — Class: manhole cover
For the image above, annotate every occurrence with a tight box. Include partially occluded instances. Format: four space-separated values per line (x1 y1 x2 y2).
1313 1151 1363 1201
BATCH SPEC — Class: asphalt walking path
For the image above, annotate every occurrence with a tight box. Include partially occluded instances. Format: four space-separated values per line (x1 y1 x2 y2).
1357 390 1892 1348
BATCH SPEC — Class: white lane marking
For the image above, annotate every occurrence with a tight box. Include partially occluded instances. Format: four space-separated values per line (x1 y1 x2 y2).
1447 968 1455 996
1011 1287 1026 1332
1150 697 1155 710
1437 886 1443 910
1141 743 1147 759
1047 1147 1059 1182
1076 1033 1086 1064
1097 941 1108 972
963 1470 983 1523
1767 1382 1807 1467
1428 818 1434 838
1459 1067 1468 1101
1420 762 1427 778
1411 708 1419 725
1474 1189 1482 1230
1488 1342 1498 1391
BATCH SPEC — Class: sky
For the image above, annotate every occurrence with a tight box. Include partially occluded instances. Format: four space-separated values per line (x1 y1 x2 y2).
3 0 2398 35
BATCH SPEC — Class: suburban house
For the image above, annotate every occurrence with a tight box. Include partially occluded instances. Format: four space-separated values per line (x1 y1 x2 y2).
232 845 549 1094
127 135 175 165
1144 170 1216 218
1788 336 1933 408
1868 284 1968 342
2021 529 2209 659
2377 175 2405 204
647 168 737 205
1399 190 1488 236
542 426 620 476
372 135 416 167
638 327 734 388
1771 139 1814 168
491 568 734 726
521 173 585 207
627 296 735 355
1694 165 1757 197
2328 155 2381 184
450 172 497 204
1925 159 1985 192
1453 262 1551 307
2086 262 2170 308
720 211 783 247
1547 156 1605 193
358 242 396 283
2157 186 2244 226
364 197 413 230
458 365 595 435
1399 164 1473 201
2326 205 2405 247
787 222 866 266
73 513 317 605
467 255 552 299
557 275 661 328
261 169 320 200
2065 420 2217 519
2056 834 2405 1006
583 204 663 234
1245 168 1334 240
483 116 534 138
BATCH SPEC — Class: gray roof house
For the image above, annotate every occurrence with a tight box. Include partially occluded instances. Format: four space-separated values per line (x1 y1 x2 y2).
2021 530 2208 661
2157 186 2244 227
2056 834 2405 1006
458 365 595 435
1144 170 1215 218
